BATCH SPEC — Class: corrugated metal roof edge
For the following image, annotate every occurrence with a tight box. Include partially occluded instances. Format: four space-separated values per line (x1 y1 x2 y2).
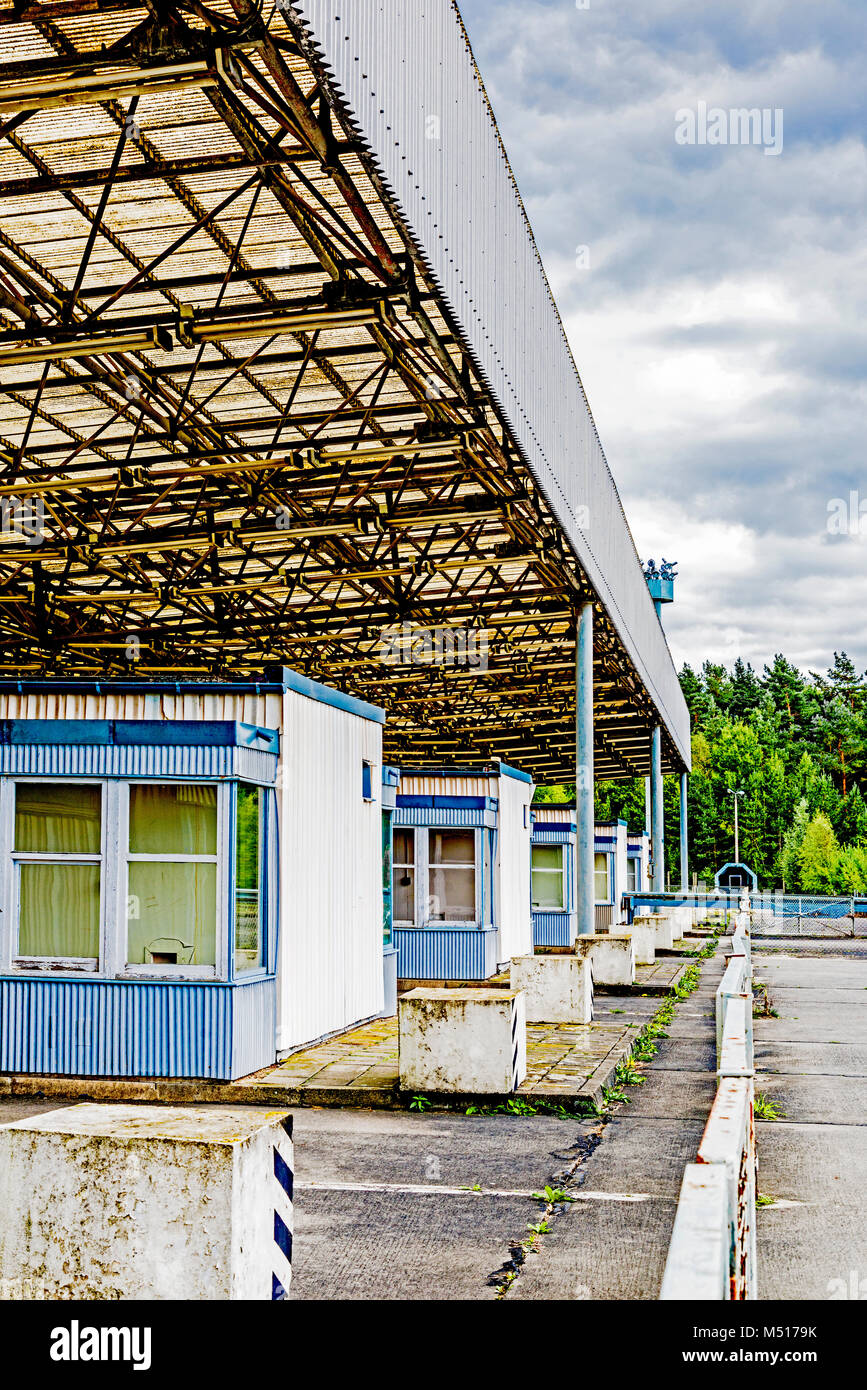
288 3 690 772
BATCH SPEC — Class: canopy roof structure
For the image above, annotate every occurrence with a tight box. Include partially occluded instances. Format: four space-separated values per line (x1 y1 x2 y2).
0 0 689 782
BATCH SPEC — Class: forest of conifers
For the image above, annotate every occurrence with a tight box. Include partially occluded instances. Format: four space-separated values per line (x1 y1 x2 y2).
535 654 867 893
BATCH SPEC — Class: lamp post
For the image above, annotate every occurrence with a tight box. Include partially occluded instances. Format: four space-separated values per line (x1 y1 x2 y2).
727 788 745 862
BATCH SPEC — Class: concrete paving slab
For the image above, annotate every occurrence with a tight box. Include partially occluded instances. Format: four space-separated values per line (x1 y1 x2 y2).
753 1074 866 1126
290 1188 530 1300
621 1070 719 1121
649 1037 717 1072
755 1040 867 1076
756 1123 867 1299
508 1195 679 1301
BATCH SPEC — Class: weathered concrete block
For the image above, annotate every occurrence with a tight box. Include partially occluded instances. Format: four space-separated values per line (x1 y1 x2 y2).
399 988 526 1093
588 932 636 986
511 946 593 1023
634 912 674 951
622 920 656 964
0 1104 293 1301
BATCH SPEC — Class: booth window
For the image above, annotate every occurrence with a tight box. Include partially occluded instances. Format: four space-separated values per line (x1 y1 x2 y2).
126 783 218 967
234 783 264 974
393 828 415 922
428 830 475 922
627 856 639 892
531 844 565 910
13 782 102 965
594 852 612 903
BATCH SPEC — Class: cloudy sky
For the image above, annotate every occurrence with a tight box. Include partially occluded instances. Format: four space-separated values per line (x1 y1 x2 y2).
459 0 866 678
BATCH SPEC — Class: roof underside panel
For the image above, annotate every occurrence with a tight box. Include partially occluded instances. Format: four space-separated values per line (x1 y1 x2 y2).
293 0 690 767
0 0 688 780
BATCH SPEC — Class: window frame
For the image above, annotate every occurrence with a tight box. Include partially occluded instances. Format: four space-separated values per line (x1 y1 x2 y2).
594 850 613 905
1 774 274 983
626 855 640 893
531 842 566 912
121 779 228 982
232 781 268 981
425 827 479 927
5 776 108 974
392 825 416 927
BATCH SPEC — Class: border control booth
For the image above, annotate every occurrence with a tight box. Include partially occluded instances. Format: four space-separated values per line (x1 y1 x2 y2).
392 763 534 983
0 668 388 1082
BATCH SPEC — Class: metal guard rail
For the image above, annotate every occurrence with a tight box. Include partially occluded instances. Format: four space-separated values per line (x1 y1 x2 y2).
660 910 757 1300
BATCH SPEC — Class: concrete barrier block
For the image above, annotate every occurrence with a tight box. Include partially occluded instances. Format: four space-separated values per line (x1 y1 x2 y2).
621 920 656 964
588 932 636 986
0 1103 293 1301
399 988 526 1093
634 912 674 951
511 947 593 1023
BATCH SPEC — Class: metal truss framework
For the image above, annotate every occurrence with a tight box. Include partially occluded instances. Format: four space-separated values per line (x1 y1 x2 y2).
0 0 683 781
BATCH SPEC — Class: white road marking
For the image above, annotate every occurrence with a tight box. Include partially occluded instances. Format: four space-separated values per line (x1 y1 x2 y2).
296 1179 654 1201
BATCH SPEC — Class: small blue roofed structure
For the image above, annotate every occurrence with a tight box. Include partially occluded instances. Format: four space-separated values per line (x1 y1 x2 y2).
531 806 639 944
392 763 534 981
0 669 388 1082
714 862 758 892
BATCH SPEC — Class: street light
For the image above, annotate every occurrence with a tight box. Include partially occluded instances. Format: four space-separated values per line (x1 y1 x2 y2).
727 787 745 862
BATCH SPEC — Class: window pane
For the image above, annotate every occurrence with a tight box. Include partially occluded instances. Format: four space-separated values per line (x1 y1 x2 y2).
430 830 475 865
627 858 638 891
532 845 563 873
129 784 217 856
15 783 101 854
429 865 475 920
532 870 564 910
18 863 100 958
394 868 415 921
594 852 610 901
235 785 263 974
127 862 216 966
393 828 415 865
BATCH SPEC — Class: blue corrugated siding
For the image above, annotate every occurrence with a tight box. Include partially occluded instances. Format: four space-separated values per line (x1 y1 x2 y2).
0 743 276 783
394 806 493 828
532 912 575 947
0 977 277 1080
231 978 278 1080
395 927 499 980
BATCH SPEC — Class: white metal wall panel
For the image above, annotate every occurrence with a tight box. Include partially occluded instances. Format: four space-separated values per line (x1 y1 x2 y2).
398 772 493 799
495 771 533 961
534 807 574 825
277 687 383 1052
291 0 690 766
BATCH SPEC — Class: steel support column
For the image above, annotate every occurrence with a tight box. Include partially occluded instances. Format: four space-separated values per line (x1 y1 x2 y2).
650 724 664 892
679 771 689 892
576 601 595 936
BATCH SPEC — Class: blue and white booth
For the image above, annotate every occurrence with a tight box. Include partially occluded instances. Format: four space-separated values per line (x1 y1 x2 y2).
0 668 387 1081
531 808 632 941
530 805 577 946
627 830 649 898
392 763 534 981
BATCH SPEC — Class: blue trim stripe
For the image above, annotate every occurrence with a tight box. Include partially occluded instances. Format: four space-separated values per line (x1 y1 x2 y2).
497 761 533 785
274 1147 294 1201
272 1274 289 1301
0 718 279 750
274 1211 293 1263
